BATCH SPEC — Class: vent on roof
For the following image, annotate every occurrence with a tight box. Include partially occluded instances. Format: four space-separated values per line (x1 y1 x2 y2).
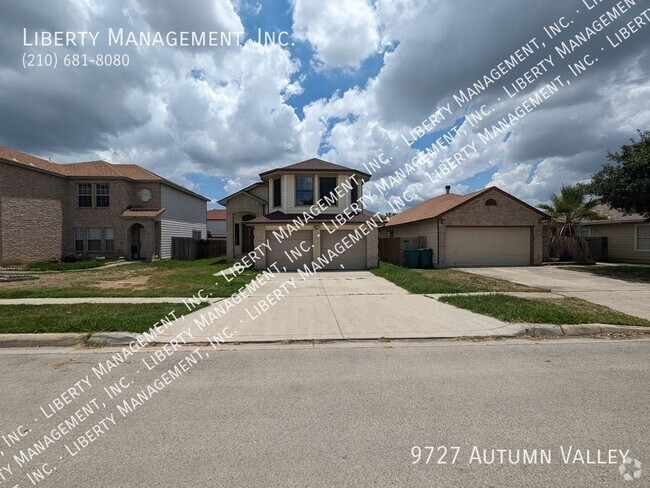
445 185 451 194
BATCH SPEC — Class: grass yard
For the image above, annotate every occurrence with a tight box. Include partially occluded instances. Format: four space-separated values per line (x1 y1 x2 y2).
565 264 650 283
371 262 543 293
0 257 259 298
439 294 650 326
0 302 208 334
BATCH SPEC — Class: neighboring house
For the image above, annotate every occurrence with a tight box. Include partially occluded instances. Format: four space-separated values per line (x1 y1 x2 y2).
579 205 650 263
218 158 378 270
381 186 549 267
206 208 227 239
0 147 208 265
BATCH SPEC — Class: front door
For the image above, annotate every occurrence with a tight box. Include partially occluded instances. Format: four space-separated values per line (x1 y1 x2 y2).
242 224 255 254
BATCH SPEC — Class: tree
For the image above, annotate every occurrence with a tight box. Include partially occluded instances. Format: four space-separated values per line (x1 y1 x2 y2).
589 130 650 217
539 184 604 261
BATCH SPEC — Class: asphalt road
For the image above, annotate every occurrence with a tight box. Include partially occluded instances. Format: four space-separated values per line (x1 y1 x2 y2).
0 339 648 487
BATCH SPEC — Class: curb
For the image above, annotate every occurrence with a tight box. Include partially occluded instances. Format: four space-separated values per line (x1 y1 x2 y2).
0 333 86 348
1 324 649 348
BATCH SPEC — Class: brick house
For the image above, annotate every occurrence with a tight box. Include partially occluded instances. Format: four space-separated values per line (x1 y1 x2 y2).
218 158 379 270
381 186 549 267
0 147 208 266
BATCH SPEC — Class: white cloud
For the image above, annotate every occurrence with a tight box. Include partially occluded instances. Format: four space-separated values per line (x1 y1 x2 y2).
291 0 380 69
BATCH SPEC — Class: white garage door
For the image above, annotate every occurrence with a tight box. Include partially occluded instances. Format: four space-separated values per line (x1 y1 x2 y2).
321 230 367 270
446 227 531 266
265 230 313 271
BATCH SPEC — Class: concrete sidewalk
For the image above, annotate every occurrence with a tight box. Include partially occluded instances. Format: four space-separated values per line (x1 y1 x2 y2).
0 297 197 304
461 266 650 319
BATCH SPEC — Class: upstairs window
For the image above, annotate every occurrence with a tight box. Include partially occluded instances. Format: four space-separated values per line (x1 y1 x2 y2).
485 198 497 206
351 180 359 204
295 176 314 206
636 224 650 251
319 176 338 206
273 178 282 207
77 183 92 207
96 183 110 207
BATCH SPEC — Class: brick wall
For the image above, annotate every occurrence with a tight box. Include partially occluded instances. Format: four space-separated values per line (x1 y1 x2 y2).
440 189 544 267
0 163 66 265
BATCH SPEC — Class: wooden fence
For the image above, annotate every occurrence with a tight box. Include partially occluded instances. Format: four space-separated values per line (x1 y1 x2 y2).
378 236 426 265
172 237 226 260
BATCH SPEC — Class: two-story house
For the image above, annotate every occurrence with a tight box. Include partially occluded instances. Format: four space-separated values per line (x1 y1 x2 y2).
218 158 379 270
0 147 208 265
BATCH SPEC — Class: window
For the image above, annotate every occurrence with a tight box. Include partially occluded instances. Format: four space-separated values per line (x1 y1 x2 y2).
234 223 240 246
96 183 110 207
485 198 497 206
77 183 92 207
319 176 337 206
636 224 650 251
387 230 394 238
87 228 102 251
351 180 359 204
192 230 202 239
273 178 282 207
105 228 114 251
74 228 85 252
578 227 591 238
295 176 314 206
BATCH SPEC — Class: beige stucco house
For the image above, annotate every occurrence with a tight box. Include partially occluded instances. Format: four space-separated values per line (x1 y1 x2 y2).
218 158 378 270
381 186 549 267
579 205 650 263
0 147 208 266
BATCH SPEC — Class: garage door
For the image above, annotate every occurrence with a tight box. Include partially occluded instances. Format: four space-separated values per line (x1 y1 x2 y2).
446 227 530 266
321 230 367 270
265 230 313 270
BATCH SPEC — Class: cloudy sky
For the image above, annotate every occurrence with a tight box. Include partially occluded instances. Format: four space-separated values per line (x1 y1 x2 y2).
1 0 649 210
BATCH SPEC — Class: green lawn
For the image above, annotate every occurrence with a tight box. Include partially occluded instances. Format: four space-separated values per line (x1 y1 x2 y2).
0 303 208 334
371 262 542 293
565 264 650 283
0 257 259 298
439 294 650 326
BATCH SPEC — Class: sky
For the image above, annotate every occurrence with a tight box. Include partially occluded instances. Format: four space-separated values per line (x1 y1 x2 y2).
1 0 649 211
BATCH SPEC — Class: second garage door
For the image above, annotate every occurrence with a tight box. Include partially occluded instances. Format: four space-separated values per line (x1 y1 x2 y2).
321 230 367 270
446 226 531 266
265 230 313 270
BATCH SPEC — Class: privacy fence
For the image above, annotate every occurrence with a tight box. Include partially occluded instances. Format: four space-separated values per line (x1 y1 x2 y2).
378 236 427 266
171 237 226 260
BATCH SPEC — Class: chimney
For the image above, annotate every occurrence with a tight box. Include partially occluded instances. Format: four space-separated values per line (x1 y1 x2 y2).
445 185 451 194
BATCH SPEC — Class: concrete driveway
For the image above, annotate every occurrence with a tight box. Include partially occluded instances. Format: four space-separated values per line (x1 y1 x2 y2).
460 266 650 319
159 271 519 342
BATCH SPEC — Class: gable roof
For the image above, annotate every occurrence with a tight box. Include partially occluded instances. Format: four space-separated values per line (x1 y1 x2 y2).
386 186 548 227
259 157 371 180
217 182 267 206
206 209 227 220
0 147 209 201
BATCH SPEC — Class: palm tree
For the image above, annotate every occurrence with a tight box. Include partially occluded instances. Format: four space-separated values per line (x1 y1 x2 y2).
539 184 605 261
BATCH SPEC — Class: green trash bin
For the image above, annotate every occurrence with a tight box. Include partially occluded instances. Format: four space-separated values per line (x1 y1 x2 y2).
419 248 433 268
404 249 420 268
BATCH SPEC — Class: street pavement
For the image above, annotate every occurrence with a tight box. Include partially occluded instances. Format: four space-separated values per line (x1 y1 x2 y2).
461 266 650 319
0 339 647 487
